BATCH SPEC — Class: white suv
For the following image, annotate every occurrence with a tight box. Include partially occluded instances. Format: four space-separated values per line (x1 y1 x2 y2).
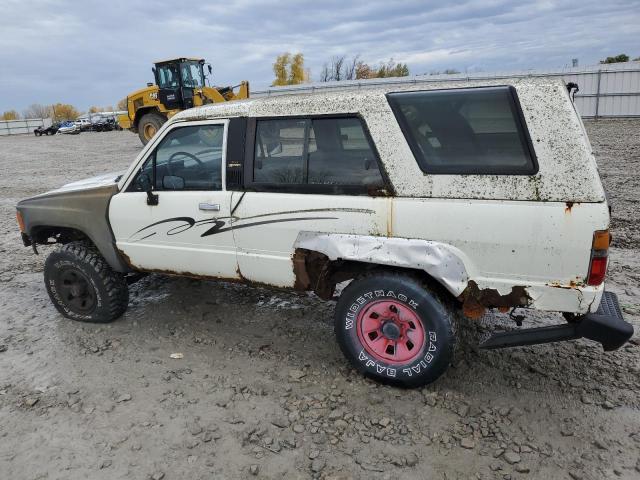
16 78 633 387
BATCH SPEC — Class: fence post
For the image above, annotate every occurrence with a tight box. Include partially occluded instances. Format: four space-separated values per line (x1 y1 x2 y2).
594 69 602 119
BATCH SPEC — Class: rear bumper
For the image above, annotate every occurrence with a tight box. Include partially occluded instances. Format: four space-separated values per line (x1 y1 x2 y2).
578 291 634 351
480 291 634 351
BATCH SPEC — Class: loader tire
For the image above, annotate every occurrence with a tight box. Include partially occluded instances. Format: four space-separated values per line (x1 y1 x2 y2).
138 113 166 145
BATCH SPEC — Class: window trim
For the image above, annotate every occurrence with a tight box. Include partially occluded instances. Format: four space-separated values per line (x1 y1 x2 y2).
243 113 392 195
124 119 229 193
386 86 538 175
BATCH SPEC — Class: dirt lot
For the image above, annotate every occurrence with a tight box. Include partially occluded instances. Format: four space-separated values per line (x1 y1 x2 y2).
1 121 639 480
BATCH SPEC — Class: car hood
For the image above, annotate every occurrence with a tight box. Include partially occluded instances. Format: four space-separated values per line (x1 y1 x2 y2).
45 171 125 195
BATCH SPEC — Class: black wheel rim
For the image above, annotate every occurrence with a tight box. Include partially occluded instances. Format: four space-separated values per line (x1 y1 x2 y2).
56 268 97 314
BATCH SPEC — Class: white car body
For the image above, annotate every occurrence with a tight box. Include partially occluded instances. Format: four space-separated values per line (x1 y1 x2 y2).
57 123 79 135
74 118 91 129
108 77 608 316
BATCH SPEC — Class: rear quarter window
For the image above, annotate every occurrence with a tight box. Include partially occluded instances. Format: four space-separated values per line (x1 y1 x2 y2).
387 86 537 175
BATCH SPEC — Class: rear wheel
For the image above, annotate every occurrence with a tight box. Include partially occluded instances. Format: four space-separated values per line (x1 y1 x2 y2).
44 241 129 323
137 112 166 145
334 272 455 388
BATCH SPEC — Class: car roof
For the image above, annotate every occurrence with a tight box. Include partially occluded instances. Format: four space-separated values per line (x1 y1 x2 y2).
154 57 203 65
170 76 566 124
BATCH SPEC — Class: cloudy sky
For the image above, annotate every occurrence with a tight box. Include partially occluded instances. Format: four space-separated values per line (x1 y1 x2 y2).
1 0 639 113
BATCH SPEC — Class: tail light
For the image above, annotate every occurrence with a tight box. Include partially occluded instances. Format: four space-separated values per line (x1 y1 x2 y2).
16 211 25 233
587 230 610 286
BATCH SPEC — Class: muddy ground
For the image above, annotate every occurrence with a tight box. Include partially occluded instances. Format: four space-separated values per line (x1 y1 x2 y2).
0 120 639 480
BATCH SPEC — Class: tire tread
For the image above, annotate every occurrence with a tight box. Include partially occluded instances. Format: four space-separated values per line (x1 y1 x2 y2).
48 241 128 322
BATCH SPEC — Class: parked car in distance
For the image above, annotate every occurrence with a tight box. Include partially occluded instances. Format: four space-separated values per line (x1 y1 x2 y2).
74 118 92 131
15 78 633 387
92 117 118 132
57 121 80 135
34 123 59 136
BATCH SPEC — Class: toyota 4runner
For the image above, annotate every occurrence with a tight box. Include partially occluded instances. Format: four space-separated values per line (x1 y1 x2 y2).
16 78 634 387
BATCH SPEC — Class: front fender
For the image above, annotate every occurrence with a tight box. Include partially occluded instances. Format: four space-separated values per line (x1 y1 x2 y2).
17 184 130 272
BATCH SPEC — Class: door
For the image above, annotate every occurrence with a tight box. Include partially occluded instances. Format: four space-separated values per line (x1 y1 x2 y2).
155 63 183 110
232 116 390 287
110 120 239 279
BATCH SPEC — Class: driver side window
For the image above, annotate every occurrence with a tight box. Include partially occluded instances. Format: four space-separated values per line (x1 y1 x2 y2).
131 124 225 192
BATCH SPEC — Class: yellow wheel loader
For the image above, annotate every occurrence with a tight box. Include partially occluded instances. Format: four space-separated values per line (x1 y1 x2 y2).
118 58 249 145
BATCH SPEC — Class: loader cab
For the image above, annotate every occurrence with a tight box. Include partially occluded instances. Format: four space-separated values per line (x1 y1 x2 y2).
153 58 206 111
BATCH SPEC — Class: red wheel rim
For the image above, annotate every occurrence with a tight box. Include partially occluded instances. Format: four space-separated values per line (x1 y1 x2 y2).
356 300 425 365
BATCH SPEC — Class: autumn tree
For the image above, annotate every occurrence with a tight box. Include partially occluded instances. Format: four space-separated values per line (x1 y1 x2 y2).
272 52 309 86
1 110 20 120
88 106 102 114
289 53 308 84
117 98 127 111
355 61 374 80
51 103 80 121
23 104 52 119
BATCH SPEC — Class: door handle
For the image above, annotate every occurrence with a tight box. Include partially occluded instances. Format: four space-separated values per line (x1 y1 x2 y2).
199 203 220 212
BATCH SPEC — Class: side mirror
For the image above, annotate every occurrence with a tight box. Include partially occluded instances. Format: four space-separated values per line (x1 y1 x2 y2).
255 159 263 170
207 64 212 75
162 175 185 190
364 158 372 171
136 173 158 206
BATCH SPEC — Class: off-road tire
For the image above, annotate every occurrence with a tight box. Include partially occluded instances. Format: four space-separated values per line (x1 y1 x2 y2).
44 241 129 323
137 112 166 145
334 272 455 388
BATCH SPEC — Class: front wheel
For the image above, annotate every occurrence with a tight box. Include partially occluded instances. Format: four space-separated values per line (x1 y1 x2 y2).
44 242 129 323
137 112 166 145
334 273 455 388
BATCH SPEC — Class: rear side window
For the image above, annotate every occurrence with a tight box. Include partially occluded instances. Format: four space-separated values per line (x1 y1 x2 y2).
253 116 384 189
387 86 537 175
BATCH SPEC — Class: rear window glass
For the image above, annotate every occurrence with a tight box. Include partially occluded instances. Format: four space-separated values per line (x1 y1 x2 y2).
387 86 536 175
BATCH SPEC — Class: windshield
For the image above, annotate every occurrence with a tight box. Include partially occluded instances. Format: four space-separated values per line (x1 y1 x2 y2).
180 62 204 88
156 64 180 89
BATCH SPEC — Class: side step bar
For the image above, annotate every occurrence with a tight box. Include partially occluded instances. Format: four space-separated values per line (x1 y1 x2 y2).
480 291 634 351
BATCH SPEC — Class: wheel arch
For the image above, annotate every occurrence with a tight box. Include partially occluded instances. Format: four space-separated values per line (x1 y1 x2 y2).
133 107 165 131
29 223 131 273
292 232 471 303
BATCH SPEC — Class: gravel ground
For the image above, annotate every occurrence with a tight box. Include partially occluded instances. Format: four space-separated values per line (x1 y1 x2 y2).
0 122 639 480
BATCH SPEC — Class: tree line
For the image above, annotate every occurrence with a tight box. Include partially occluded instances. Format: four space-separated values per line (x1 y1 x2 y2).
1 99 128 121
272 51 640 86
272 53 410 86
